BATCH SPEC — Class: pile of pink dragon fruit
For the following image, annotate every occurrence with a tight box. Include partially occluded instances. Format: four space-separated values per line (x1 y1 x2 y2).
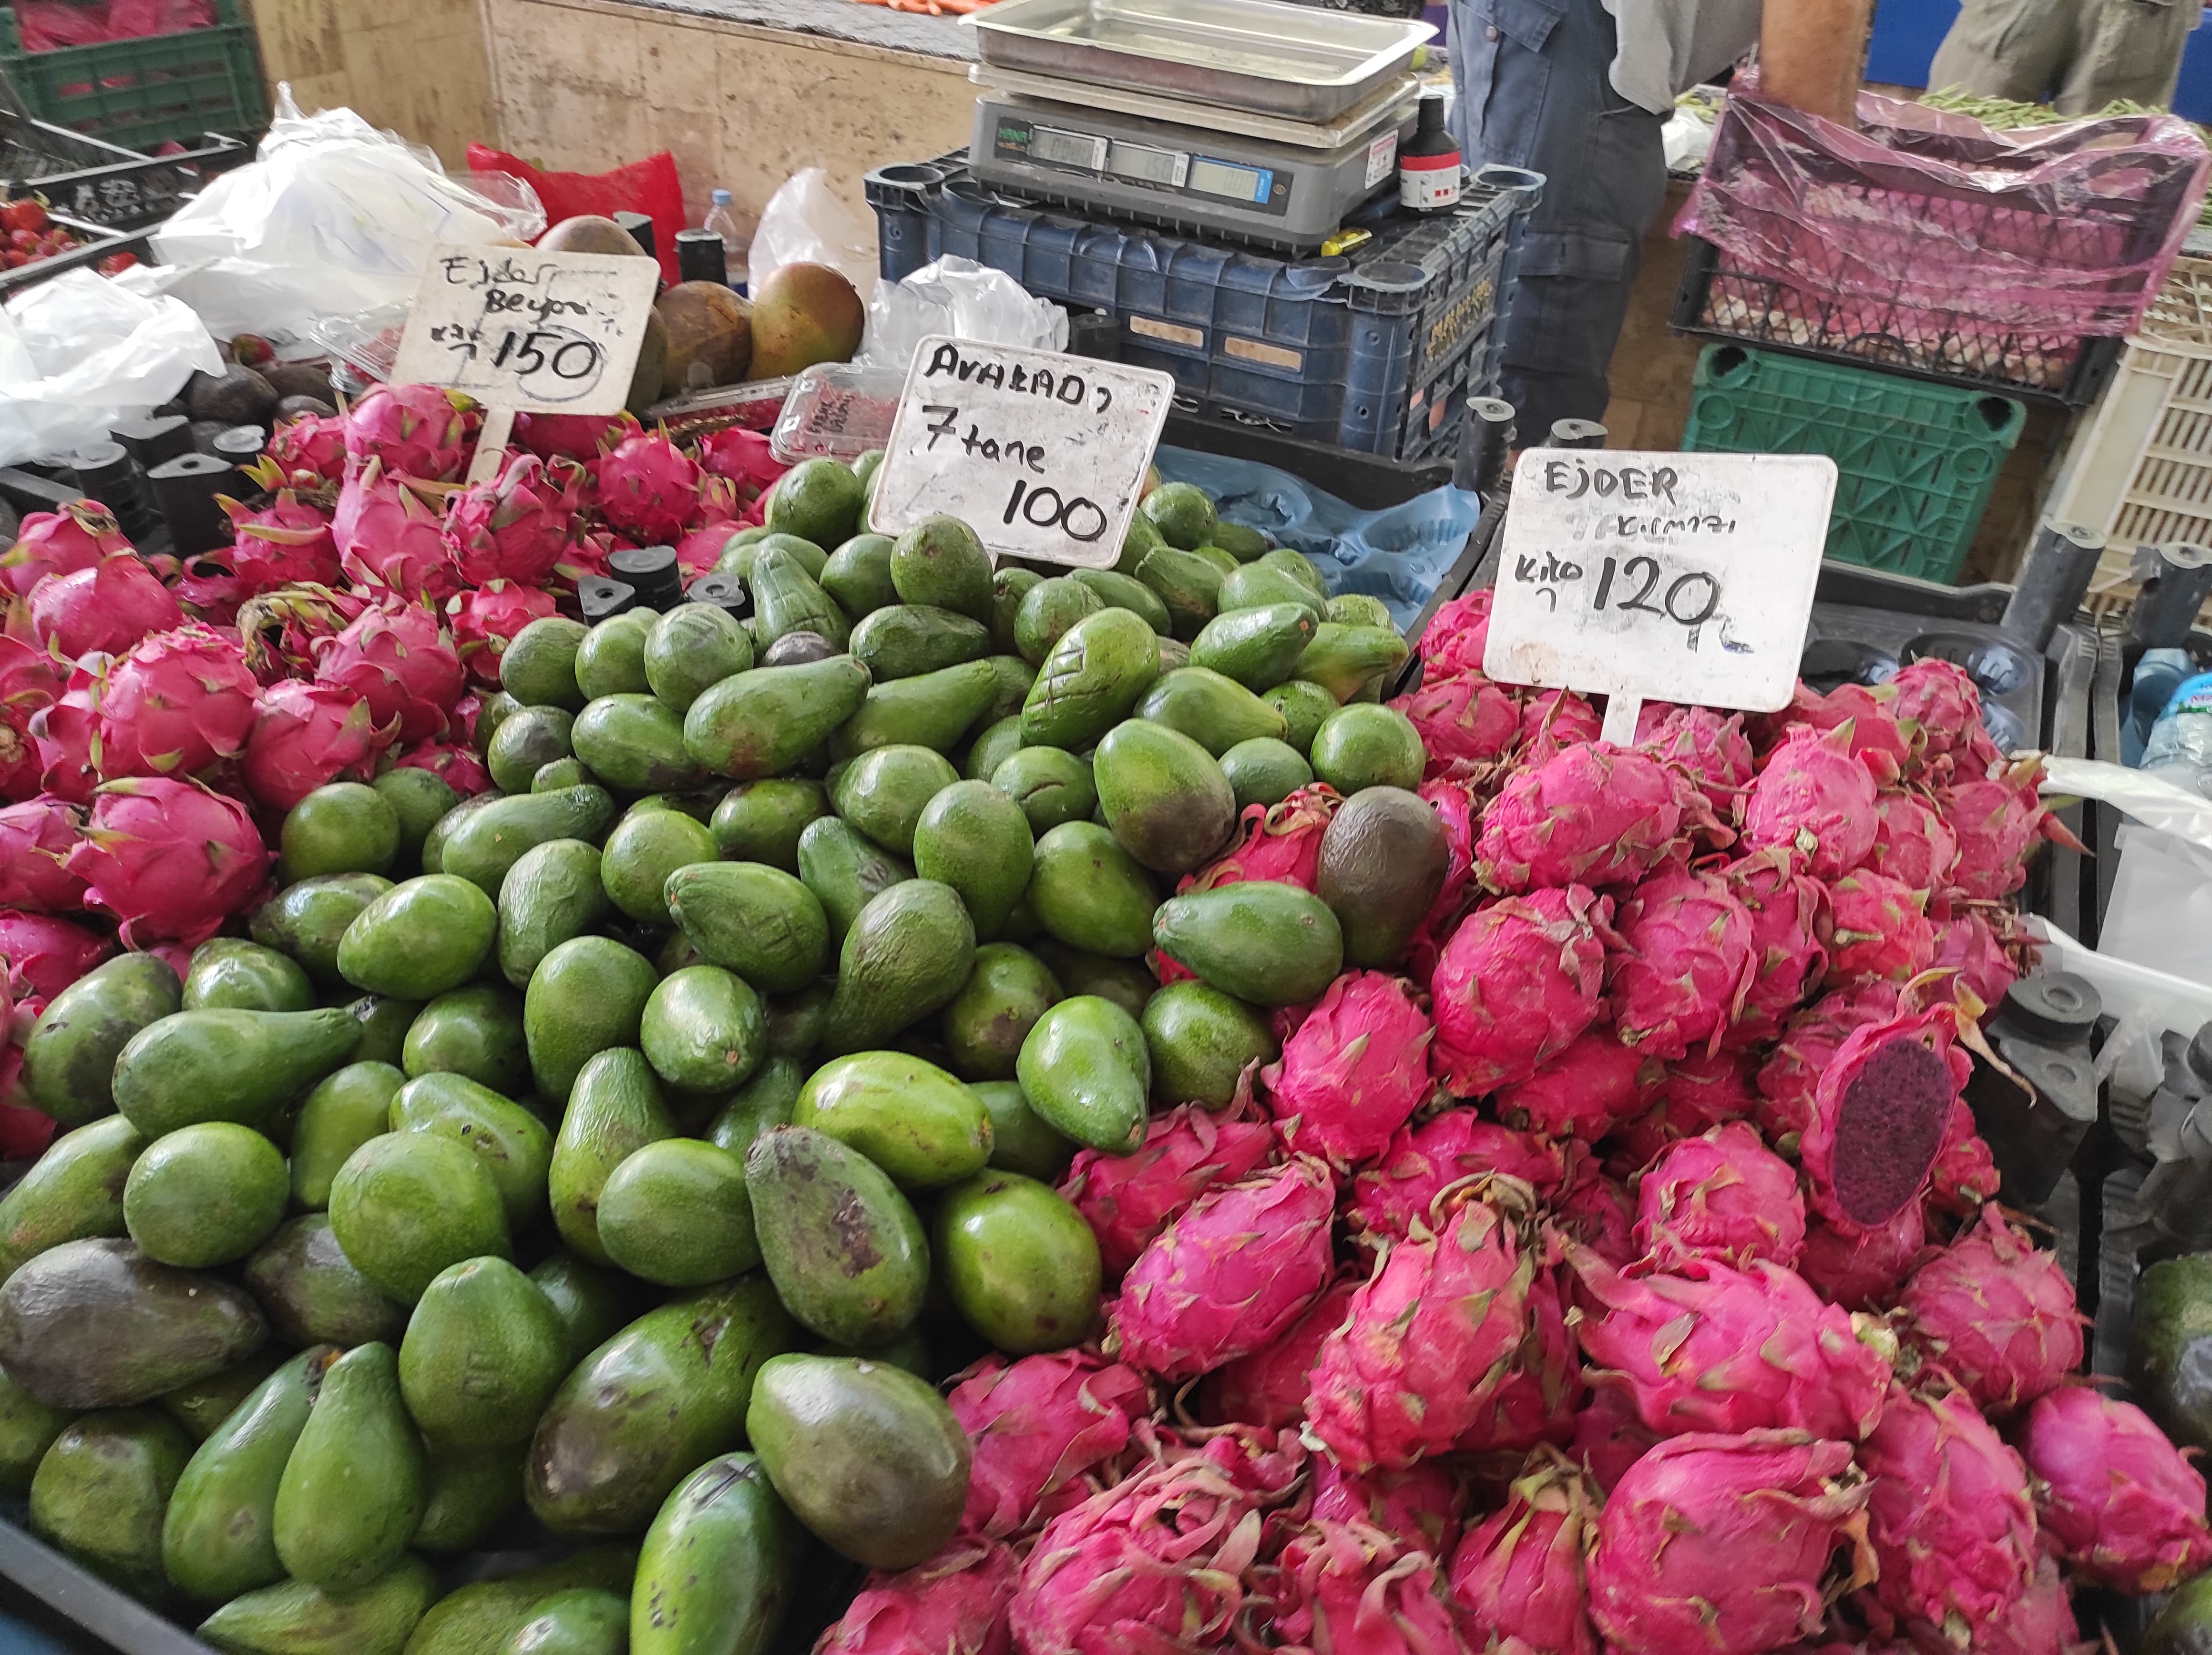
0 387 787 1156
812 593 2192 1655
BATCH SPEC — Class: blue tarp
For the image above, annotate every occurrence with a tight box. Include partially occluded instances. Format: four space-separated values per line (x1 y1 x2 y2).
1151 446 1483 634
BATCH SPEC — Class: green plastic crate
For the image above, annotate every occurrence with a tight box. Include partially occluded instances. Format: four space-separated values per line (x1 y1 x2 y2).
1679 343 2028 584
0 0 264 152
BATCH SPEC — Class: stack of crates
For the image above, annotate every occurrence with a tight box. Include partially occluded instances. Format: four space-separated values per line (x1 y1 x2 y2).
0 0 265 151
866 158 1542 466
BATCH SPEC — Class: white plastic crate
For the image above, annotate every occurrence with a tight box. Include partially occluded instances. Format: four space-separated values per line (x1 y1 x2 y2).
2046 255 2212 602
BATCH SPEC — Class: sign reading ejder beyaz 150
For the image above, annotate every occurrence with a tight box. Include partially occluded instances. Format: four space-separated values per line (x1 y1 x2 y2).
387 244 662 418
1483 449 1838 714
869 336 1176 570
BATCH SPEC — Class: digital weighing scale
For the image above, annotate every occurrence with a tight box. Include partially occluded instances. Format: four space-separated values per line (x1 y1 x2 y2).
962 0 1436 253
969 70 1418 251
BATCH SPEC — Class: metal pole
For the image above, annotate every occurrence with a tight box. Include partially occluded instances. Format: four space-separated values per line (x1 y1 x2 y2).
2001 519 2106 654
2126 543 2212 650
1453 396 1516 493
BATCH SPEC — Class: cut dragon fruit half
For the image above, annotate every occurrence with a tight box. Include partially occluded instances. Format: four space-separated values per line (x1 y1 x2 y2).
1823 1034 1958 1230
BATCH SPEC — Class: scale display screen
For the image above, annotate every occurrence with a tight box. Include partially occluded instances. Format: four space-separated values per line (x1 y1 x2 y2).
1106 141 1186 187
1029 125 1107 171
1188 157 1270 204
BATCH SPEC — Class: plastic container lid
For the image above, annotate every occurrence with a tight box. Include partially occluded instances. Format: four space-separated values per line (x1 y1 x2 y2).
770 361 907 463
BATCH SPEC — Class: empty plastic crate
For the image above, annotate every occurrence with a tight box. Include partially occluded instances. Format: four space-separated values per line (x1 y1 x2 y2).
865 159 1542 460
0 0 265 151
1680 343 2026 584
0 112 246 229
2045 255 2212 577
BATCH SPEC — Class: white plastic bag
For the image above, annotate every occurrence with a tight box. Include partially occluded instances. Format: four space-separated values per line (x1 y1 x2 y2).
150 84 545 350
0 269 220 466
860 256 1069 368
749 168 876 295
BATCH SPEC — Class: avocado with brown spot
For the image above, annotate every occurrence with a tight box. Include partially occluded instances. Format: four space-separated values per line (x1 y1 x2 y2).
1313 785 1451 967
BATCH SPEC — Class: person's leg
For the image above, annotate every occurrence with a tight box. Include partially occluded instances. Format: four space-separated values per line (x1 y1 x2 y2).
1463 0 1665 438
1927 0 2075 102
2060 0 2197 112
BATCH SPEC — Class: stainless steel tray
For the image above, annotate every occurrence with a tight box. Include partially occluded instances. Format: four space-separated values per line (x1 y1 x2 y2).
964 0 1434 123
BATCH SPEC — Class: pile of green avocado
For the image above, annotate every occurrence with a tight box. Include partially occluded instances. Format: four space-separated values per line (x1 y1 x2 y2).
0 458 1433 1655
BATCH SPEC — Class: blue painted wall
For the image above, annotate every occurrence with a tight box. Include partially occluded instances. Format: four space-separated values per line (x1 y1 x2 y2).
1869 0 2212 120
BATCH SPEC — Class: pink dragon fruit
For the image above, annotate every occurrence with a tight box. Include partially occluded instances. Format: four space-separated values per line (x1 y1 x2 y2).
1638 702 1756 826
1799 1003 1971 1236
1896 1205 2082 1415
1493 1025 1660 1138
1823 868 1938 990
1797 1204 1925 1312
1260 971 1432 1164
445 581 559 687
1516 688 1604 760
441 451 585 586
1418 591 1492 678
1179 787 1339 898
0 910 109 1001
313 602 465 746
1605 864 1757 1060
264 411 348 488
1720 847 1828 1049
595 431 708 542
1567 1386 1660 1497
1634 1121 1806 1267
1405 776 1479 989
26 552 182 661
1754 981 1906 1145
817 1535 1017 1655
2020 1385 2212 1594
1447 1448 1601 1655
1060 1101 1278 1279
1940 761 2055 903
1010 1449 1278 1655
0 636 69 801
1474 1260 1587 1453
1430 886 1613 1094
342 384 471 481
1979 1556 2083 1655
1308 1179 1537 1470
946 1351 1150 1539
513 409 639 464
1860 1380 2038 1645
1473 744 1703 893
1865 791 1959 893
24 655 102 805
1348 1112 1566 1244
218 489 341 592
391 738 492 797
1886 659 1984 768
1742 723 1880 879
95 623 258 780
1924 1095 1999 1219
237 584 368 685
1553 1160 1639 1268
1272 1516 1469 1655
1 501 132 597
1389 672 1521 770
168 554 251 627
1109 1157 1335 1380
675 520 745 578
1200 1274 1357 1430
0 798 87 912
1566 1243 1890 1441
240 681 386 811
1311 1458 1466 1560
696 424 788 500
334 457 458 601
1932 908 2027 1011
65 776 270 948
1657 1046 1762 1136
1587 1430 1874 1655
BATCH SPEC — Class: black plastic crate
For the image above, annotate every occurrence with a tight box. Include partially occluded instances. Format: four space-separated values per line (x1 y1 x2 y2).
0 114 246 231
867 158 1541 460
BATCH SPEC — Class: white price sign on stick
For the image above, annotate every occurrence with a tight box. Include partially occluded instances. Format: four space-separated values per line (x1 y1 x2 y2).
389 244 661 481
1483 449 1838 743
869 337 1175 569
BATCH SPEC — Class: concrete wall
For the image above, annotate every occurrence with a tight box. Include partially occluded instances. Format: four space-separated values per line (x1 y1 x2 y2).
251 0 497 169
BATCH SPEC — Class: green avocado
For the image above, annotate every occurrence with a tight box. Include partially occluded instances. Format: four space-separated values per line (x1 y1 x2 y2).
337 875 500 999
1069 568 1172 636
817 880 976 1056
850 603 991 682
1310 703 1424 794
831 743 960 857
436 791 618 900
524 936 661 1101
113 1008 359 1137
0 1114 146 1282
971 1080 1075 1183
389 1072 553 1233
30 1406 194 1599
794 1052 992 1189
709 779 830 872
684 656 873 781
965 715 1026 785
641 965 767 1095
290 1063 405 1211
530 1250 640 1369
645 603 755 712
1135 666 1290 757
911 778 1035 937
184 939 315 1014
666 862 829 996
600 807 718 926
272 1340 424 1590
548 1048 677 1267
1015 995 1150 1154
414 1441 526 1555
1020 608 1160 750
574 612 655 701
1141 981 1278 1107
573 695 706 794
933 1170 1100 1353
401 984 530 1096
794 817 910 949
503 616 592 711
498 840 610 990
991 746 1096 836
21 953 183 1127
487 707 576 797
1092 718 1237 875
399 1257 570 1447
1219 736 1313 810
197 1554 439 1655
123 1122 287 1268
631 1452 795 1655
327 1133 510 1305
597 1139 759 1287
282 783 401 880
163 1345 332 1603
746 1126 927 1349
889 516 994 621
1263 679 1337 756
820 533 899 619
1188 602 1318 693
1152 879 1344 1005
941 943 1062 1083
243 1215 406 1349
1025 821 1158 959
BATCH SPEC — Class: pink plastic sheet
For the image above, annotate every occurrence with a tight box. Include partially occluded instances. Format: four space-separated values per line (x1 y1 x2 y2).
1678 81 2211 342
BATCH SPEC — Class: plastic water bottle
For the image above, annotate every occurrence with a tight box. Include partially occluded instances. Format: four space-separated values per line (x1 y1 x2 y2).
2129 648 2197 765
703 189 750 293
2141 669 2212 796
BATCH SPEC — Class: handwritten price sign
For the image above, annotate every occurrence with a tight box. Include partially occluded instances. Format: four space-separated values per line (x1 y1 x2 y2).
389 245 660 418
869 337 1175 569
1484 450 1837 735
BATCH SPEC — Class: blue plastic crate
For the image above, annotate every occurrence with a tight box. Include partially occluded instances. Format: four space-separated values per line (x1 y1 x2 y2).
866 160 1541 460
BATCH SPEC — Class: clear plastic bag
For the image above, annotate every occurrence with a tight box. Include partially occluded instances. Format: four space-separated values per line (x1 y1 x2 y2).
749 167 877 296
0 269 222 467
860 255 1069 368
150 84 546 350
